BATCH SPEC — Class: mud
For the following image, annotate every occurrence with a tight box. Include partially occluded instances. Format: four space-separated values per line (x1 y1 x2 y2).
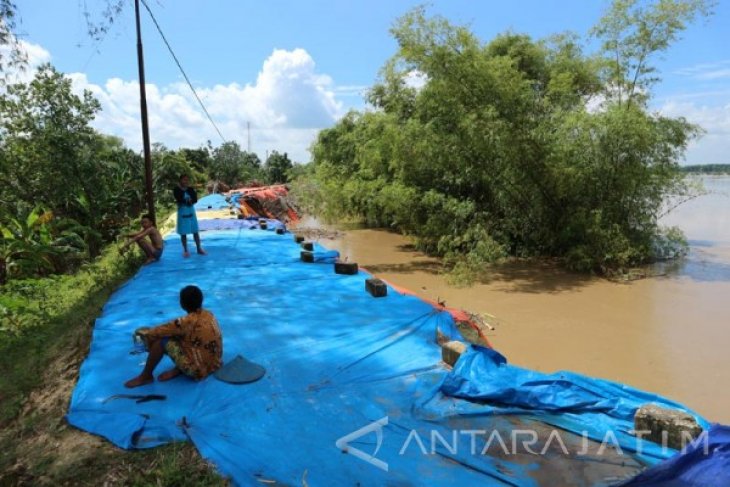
298 176 730 423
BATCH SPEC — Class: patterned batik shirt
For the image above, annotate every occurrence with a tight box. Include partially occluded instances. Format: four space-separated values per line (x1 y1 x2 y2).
144 309 223 379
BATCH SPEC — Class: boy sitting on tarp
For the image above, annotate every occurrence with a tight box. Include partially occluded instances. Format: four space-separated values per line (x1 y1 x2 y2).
125 285 223 388
122 214 164 264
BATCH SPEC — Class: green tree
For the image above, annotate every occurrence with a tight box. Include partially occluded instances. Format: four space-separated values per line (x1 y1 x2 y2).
240 151 263 182
210 141 261 186
264 151 293 184
308 1 710 275
0 64 101 216
592 0 713 107
179 146 212 174
0 1 25 83
0 64 161 263
151 143 203 196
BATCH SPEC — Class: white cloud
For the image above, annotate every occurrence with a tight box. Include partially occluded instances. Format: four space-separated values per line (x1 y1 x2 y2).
66 48 346 162
674 60 730 81
0 39 52 84
403 70 427 90
21 40 52 67
660 100 730 165
333 85 369 97
695 69 730 81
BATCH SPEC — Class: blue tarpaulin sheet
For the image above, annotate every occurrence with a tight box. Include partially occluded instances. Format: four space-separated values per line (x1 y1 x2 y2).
419 347 711 464
618 424 730 486
197 217 285 232
195 194 229 210
67 227 727 486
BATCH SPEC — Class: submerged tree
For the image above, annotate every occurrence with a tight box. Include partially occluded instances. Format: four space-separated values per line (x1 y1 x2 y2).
308 0 712 275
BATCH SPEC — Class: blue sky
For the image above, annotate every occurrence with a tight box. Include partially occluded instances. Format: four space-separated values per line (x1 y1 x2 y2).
13 0 730 164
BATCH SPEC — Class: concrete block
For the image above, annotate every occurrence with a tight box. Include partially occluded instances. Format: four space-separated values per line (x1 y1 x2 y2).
294 235 305 243
441 340 467 367
259 221 268 230
276 228 285 235
301 251 314 263
634 404 703 450
302 241 314 251
365 278 387 297
335 262 358 275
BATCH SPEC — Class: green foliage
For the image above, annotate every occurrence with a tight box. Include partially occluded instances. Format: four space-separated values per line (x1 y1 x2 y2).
0 65 182 281
125 444 227 487
0 66 148 250
0 205 104 283
0 243 139 421
680 164 730 174
180 145 213 174
0 0 26 83
152 143 207 198
0 64 101 211
307 2 709 275
285 161 311 181
591 0 714 107
209 141 262 186
263 150 293 184
0 208 59 283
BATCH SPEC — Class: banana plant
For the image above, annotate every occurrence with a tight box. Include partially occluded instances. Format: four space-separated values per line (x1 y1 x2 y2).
0 207 59 283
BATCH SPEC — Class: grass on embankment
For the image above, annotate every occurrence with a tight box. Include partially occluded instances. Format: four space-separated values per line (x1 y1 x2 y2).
0 243 227 486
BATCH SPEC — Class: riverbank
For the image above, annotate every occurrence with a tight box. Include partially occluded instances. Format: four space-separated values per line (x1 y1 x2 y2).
297 177 730 424
0 223 225 485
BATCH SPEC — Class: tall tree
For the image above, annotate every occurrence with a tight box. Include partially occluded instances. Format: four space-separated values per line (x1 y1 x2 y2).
210 142 262 186
0 64 101 214
179 146 212 174
151 144 201 197
592 0 713 107
264 151 293 184
308 1 710 274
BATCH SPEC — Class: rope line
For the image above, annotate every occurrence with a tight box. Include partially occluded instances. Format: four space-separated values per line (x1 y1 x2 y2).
140 0 227 144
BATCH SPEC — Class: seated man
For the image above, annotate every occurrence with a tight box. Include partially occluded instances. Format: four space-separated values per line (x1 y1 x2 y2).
122 214 164 264
125 285 223 388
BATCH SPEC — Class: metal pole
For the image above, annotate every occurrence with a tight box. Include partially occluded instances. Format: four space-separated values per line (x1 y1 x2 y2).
135 0 156 225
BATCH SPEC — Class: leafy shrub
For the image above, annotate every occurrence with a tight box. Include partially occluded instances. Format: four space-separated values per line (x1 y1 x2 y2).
303 3 708 276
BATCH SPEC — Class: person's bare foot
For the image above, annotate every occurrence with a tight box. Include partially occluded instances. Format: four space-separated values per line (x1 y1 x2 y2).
197 248 207 255
124 374 154 388
183 251 190 258
158 368 182 382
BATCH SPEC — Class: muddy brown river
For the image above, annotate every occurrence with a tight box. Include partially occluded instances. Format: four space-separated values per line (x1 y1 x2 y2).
296 176 730 423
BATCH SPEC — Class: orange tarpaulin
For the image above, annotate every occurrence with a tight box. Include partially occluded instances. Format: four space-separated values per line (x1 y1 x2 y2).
226 184 300 224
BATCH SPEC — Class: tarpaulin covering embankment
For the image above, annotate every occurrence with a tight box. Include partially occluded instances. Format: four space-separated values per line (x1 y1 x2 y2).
67 226 728 486
194 187 300 224
226 185 300 223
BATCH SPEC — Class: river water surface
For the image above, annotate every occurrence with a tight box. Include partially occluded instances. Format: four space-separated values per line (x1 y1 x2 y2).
297 176 730 423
